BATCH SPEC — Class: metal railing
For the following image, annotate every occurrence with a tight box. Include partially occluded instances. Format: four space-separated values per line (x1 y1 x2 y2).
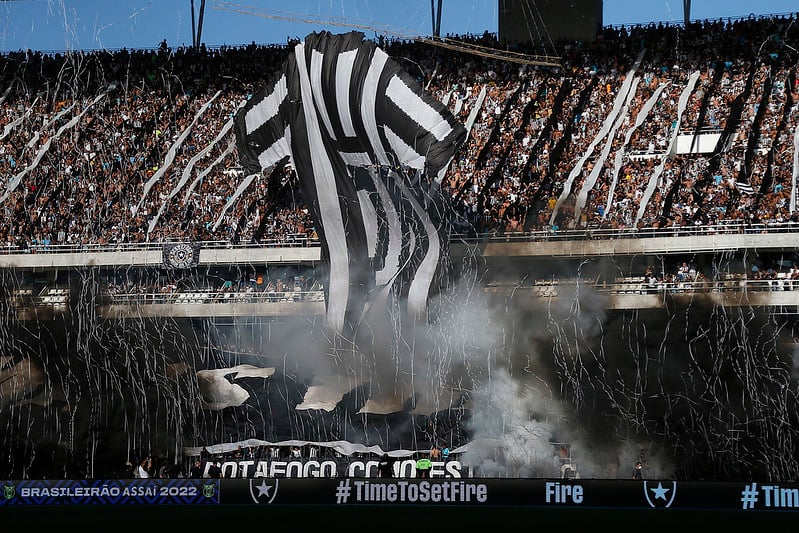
452 220 799 245
0 234 319 256
16 277 799 310
103 290 325 305
1 220 798 259
486 277 799 296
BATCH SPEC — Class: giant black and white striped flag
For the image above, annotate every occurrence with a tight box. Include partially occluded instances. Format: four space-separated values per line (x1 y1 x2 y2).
235 31 466 335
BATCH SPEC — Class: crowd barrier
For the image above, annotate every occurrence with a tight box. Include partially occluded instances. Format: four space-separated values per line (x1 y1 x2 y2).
2 220 799 257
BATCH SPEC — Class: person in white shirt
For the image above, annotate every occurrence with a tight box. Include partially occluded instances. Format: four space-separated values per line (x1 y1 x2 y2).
789 264 799 290
134 456 151 478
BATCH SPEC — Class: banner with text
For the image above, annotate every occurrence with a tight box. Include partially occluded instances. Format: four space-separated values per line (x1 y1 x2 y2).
0 479 219 505
2 478 798 512
221 478 799 511
199 457 464 478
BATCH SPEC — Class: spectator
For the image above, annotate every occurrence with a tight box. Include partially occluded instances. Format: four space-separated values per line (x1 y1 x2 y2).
415 456 432 478
135 456 152 479
208 460 222 479
632 461 643 480
430 445 441 460
377 454 396 478
190 459 204 478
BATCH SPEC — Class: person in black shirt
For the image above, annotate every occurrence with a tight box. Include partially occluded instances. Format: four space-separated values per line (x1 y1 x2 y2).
377 454 396 478
208 461 222 479
190 459 204 478
632 461 643 480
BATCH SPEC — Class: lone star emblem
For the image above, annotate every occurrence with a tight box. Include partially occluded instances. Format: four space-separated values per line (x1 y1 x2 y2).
650 482 671 500
643 480 677 508
249 479 279 504
255 480 274 498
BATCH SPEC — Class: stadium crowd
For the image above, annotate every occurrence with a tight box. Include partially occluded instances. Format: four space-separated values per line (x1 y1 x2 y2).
0 12 796 250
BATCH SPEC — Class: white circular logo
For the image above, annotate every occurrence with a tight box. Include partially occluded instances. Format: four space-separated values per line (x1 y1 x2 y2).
168 243 196 268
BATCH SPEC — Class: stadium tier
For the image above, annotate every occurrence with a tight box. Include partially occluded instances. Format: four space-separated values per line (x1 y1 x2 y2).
0 15 795 248
2 14 799 484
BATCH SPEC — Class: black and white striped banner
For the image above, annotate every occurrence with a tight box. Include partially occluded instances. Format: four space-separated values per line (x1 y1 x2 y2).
234 31 466 335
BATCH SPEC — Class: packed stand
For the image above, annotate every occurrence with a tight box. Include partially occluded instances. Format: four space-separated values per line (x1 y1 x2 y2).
0 13 797 250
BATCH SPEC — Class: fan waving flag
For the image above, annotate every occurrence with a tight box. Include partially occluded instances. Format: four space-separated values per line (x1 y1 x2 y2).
734 181 756 195
235 31 467 336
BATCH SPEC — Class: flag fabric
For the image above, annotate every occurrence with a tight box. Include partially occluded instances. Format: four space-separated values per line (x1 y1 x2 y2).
234 31 466 335
162 242 201 269
735 181 756 195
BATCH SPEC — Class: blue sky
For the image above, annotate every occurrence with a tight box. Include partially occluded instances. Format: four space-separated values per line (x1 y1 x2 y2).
0 0 796 52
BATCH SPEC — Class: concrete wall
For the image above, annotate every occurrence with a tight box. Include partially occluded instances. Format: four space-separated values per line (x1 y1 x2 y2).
0 246 321 269
471 232 799 258
2 231 797 270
